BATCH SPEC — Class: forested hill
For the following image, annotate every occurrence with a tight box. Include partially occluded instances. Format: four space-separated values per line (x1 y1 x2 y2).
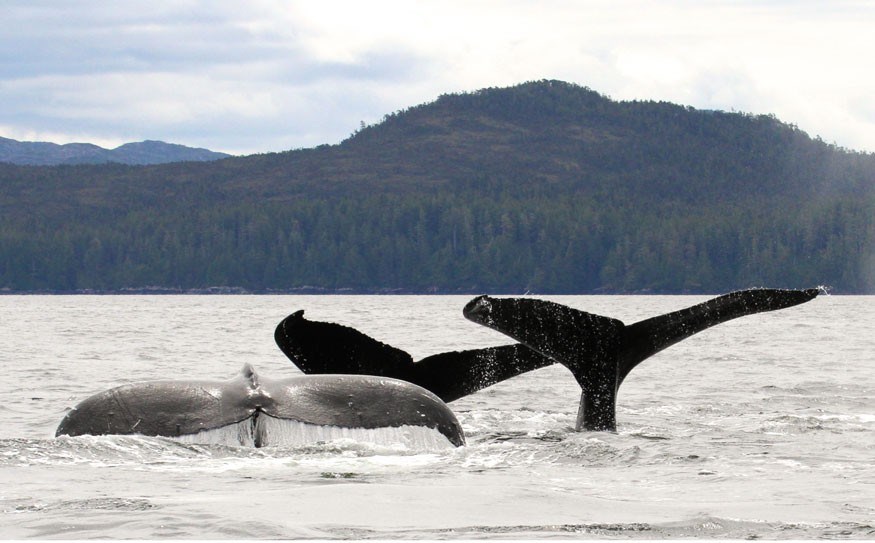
1 80 874 293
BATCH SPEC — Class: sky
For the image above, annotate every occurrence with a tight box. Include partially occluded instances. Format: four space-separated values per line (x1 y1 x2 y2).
2 1 874 156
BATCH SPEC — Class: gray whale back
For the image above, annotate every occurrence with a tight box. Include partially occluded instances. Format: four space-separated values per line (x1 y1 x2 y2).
56 364 465 447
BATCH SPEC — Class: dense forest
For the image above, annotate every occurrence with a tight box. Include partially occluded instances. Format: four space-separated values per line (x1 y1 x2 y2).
1 80 874 293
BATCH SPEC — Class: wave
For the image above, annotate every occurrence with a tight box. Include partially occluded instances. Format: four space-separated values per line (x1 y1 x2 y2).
0 424 455 470
170 416 456 451
319 515 875 539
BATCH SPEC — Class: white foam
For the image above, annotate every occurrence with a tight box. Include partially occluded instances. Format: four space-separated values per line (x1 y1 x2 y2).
173 419 257 447
172 415 455 450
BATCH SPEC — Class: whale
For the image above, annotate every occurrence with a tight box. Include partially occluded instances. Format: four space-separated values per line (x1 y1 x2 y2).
275 288 820 431
462 288 820 430
56 363 465 447
275 310 554 403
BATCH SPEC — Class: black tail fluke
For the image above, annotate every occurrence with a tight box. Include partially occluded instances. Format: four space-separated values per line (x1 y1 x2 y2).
462 288 820 431
413 344 554 403
277 288 819 432
618 288 821 382
463 295 624 430
274 310 554 403
274 310 416 380
462 295 624 387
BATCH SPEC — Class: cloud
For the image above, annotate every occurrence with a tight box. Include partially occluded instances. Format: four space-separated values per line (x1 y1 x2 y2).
1 0 874 154
0 1 445 153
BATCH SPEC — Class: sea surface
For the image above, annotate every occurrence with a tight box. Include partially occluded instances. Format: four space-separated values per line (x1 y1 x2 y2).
0 294 873 539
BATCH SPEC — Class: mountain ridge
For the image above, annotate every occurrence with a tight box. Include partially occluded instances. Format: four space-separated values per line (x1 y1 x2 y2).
0 136 231 165
1 80 873 293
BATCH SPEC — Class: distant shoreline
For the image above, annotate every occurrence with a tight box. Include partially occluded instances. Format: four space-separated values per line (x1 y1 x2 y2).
0 286 851 295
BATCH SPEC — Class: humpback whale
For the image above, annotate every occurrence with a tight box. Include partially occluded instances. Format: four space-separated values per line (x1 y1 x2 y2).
275 288 820 431
275 310 554 403
56 363 465 447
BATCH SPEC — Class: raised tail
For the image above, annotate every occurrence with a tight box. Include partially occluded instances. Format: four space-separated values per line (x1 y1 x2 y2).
274 310 417 380
412 345 553 402
618 288 821 383
462 288 821 431
462 295 623 366
463 295 624 430
274 310 553 403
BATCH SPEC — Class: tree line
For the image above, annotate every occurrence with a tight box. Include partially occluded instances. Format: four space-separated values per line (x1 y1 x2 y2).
2 189 872 293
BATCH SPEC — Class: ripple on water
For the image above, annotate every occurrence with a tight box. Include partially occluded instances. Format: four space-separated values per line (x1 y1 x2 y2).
5 496 156 514
309 515 875 540
2 295 872 539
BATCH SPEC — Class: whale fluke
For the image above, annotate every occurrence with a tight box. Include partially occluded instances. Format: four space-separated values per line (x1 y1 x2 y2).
56 364 465 447
274 310 417 380
275 288 819 432
275 310 553 403
463 288 820 431
616 287 821 382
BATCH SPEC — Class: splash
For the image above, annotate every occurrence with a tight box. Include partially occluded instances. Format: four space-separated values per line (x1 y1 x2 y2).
171 415 455 450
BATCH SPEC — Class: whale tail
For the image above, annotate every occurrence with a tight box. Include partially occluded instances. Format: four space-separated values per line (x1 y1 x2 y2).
57 364 466 447
275 288 819 431
617 287 821 382
56 366 260 439
463 288 820 431
463 295 624 430
274 310 417 380
275 310 553 403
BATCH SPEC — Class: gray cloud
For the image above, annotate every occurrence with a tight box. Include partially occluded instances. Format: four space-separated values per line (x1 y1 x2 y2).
0 1 437 153
1 0 874 155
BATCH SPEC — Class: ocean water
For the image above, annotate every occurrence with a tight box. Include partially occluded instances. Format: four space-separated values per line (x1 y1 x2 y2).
0 294 873 539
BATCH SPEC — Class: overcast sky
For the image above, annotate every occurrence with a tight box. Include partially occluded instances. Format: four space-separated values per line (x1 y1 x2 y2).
2 1 874 155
